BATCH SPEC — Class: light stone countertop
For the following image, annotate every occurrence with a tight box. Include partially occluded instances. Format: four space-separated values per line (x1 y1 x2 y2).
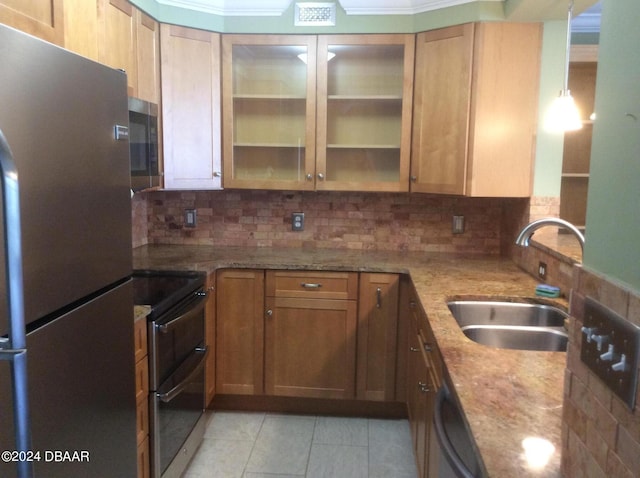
133 244 567 477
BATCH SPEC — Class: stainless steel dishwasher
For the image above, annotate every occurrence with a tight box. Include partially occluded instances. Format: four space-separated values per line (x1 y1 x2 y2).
433 384 485 478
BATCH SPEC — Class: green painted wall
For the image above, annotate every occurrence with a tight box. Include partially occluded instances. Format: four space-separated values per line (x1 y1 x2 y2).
533 21 567 197
583 0 640 292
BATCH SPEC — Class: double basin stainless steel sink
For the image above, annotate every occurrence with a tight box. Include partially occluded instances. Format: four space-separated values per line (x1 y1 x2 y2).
447 300 569 352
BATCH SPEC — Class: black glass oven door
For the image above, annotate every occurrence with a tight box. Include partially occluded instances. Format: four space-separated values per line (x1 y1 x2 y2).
152 346 207 477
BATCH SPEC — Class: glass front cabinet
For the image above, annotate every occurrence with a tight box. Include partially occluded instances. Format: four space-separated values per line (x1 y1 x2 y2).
222 34 414 192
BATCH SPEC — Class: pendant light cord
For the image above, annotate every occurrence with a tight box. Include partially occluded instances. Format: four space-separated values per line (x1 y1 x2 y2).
563 0 574 93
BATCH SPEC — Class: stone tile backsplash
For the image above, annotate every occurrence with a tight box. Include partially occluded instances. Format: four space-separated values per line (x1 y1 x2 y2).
562 266 640 478
134 189 528 255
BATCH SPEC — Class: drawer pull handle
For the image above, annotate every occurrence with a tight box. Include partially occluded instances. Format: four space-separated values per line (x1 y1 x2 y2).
410 347 419 352
376 287 382 308
301 282 322 289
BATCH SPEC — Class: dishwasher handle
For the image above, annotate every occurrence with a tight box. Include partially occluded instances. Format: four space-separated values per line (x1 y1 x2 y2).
434 385 477 478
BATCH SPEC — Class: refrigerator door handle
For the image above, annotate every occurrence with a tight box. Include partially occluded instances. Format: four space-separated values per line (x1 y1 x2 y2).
1 129 33 478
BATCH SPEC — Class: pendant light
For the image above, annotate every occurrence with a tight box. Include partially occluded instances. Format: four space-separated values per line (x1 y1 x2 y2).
545 0 583 132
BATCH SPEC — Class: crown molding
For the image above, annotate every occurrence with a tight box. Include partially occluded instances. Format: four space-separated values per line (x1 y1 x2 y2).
339 0 499 15
156 0 293 16
155 0 501 16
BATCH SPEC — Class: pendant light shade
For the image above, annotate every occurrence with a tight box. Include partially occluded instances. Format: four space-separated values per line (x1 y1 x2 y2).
545 0 583 133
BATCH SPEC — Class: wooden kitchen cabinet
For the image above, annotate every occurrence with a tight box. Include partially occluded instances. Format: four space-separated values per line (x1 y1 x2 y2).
222 34 414 192
264 271 358 399
316 35 414 192
411 22 542 197
134 8 160 104
222 35 317 190
204 272 216 406
0 0 64 45
98 0 137 97
161 24 222 189
133 314 150 478
405 281 442 478
216 269 264 395
356 273 399 401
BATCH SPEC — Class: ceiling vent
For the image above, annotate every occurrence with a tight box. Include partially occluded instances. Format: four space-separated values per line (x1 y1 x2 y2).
295 2 336 26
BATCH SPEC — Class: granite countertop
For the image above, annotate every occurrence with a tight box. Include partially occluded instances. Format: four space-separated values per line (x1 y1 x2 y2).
133 244 566 477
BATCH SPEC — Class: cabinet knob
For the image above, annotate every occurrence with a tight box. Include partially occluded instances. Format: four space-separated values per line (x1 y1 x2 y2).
418 381 429 393
410 175 417 182
306 173 313 181
317 173 325 180
265 309 273 318
410 346 419 353
213 171 221 177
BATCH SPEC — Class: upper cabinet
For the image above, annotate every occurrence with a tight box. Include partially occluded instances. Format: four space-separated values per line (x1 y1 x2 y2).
161 24 222 189
62 0 160 104
316 35 414 192
222 34 414 192
222 35 317 190
411 23 542 197
0 0 64 45
97 0 137 97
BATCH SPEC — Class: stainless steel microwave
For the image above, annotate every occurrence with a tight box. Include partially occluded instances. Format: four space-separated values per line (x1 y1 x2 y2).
128 97 160 191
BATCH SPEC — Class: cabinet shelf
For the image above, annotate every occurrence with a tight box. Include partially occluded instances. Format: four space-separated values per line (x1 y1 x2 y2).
235 142 305 148
562 173 590 178
234 94 307 100
328 94 402 101
327 144 400 149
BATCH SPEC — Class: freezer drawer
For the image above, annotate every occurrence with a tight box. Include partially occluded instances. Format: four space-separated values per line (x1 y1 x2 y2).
0 281 137 478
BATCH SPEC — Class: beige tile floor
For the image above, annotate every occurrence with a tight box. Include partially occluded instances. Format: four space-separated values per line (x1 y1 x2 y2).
183 411 418 477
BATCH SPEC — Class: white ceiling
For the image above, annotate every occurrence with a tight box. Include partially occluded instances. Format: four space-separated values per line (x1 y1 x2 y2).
156 0 601 26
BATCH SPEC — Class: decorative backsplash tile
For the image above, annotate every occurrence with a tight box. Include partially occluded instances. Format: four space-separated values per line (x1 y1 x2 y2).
562 267 640 478
133 189 529 255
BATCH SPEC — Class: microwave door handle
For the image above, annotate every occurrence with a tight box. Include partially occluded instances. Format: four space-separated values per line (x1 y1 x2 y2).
156 346 208 403
0 130 33 477
156 293 207 335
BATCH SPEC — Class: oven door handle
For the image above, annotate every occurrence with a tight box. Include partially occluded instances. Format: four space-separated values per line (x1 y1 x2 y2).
157 292 207 335
156 346 208 404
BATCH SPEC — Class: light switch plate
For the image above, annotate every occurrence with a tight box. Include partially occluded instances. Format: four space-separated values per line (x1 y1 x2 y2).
581 296 640 409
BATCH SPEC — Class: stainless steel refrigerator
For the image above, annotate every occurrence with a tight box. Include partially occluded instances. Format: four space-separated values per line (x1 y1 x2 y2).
0 24 137 477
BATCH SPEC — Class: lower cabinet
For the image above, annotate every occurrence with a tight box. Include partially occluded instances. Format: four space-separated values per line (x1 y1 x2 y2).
204 271 216 406
215 269 400 402
216 269 265 395
133 314 150 478
264 271 358 399
404 281 442 478
357 273 400 401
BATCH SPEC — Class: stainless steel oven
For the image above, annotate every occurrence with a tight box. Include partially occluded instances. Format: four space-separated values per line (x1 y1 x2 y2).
133 270 208 478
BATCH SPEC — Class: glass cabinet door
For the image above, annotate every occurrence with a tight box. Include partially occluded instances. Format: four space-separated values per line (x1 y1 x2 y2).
316 35 414 192
222 35 317 190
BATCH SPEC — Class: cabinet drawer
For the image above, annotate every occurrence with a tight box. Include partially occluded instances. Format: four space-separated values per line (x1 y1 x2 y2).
266 270 358 300
135 356 149 404
134 316 148 363
136 394 149 445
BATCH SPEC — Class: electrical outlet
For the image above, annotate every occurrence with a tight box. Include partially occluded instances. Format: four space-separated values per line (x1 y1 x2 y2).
452 215 465 234
292 212 304 231
538 261 547 280
185 209 197 228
